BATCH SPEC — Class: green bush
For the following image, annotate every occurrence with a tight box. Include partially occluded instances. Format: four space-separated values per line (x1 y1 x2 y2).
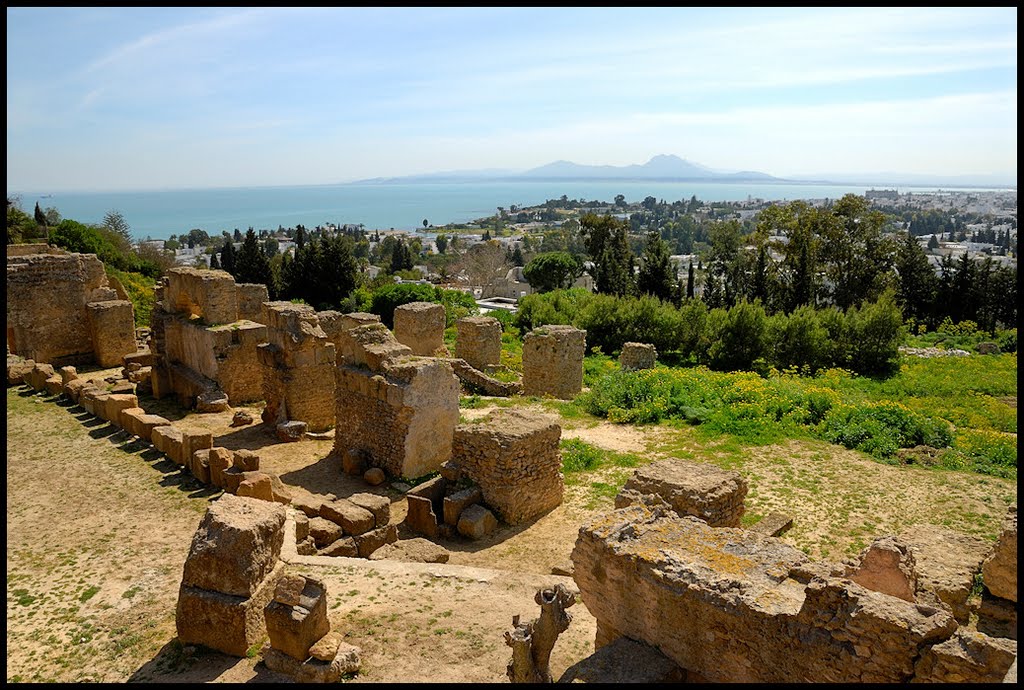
846 291 906 376
707 300 769 372
816 401 953 460
513 287 591 332
368 283 477 328
767 305 831 374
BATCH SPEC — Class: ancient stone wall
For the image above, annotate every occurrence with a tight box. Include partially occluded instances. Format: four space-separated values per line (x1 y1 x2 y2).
150 267 267 407
236 283 269 322
393 302 446 356
7 251 136 367
450 409 563 525
332 324 459 479
455 316 502 371
318 312 382 364
615 458 747 528
619 342 657 371
522 325 585 399
258 302 336 432
571 506 1015 683
87 300 137 368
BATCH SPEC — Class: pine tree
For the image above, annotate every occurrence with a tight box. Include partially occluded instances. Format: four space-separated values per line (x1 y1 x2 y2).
209 252 220 270
636 231 675 301
686 261 695 299
220 241 236 274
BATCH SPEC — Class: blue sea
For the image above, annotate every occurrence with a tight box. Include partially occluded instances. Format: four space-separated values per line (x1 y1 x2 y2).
7 180 1008 242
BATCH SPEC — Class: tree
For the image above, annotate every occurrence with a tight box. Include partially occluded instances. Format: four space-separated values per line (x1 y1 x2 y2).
927 234 939 250
579 213 635 297
459 239 509 292
614 194 627 208
894 232 937 328
34 202 47 228
820 194 896 310
423 219 429 229
209 252 220 269
686 261 695 299
636 231 675 301
220 240 236 274
102 209 132 245
232 229 274 295
435 233 448 254
522 252 584 293
389 238 414 274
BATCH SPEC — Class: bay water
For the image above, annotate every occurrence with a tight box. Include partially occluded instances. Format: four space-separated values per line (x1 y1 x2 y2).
7 180 1003 241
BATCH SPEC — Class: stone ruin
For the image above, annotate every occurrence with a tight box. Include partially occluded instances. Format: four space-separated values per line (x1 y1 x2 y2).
290 491 396 559
450 409 564 526
258 302 337 435
332 322 460 480
569 472 1018 683
455 315 502 371
176 494 287 657
149 267 268 409
262 572 362 682
521 325 585 400
619 342 657 371
402 409 563 541
393 301 446 356
316 311 381 356
615 458 747 528
6 249 137 368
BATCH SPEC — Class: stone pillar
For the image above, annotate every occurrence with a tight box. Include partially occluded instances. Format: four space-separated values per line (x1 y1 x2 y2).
175 494 286 657
393 302 446 356
614 458 748 528
455 315 503 371
87 300 137 368
619 342 657 371
450 409 563 525
522 325 586 399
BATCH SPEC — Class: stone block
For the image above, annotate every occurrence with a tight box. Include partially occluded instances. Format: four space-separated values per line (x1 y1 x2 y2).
291 493 328 519
44 374 65 396
180 494 286 598
393 301 446 356
191 449 213 484
152 425 184 464
308 517 343 548
319 538 357 557
320 499 375 536
237 472 274 502
443 487 483 526
208 447 233 489
844 535 918 602
353 524 398 558
522 325 585 399
348 493 391 527
455 315 502 371
457 504 498 539
103 393 138 426
342 448 368 476
232 449 261 472
616 458 747 528
901 525 992 623
619 342 658 371
369 538 450 563
265 574 330 661
276 420 307 442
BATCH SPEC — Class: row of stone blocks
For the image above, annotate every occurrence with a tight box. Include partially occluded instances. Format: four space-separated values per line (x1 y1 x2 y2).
289 491 397 558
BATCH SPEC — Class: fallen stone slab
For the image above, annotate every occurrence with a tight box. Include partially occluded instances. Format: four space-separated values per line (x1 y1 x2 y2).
368 538 450 563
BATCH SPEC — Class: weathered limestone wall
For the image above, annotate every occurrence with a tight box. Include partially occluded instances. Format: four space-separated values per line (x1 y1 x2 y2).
455 316 502 371
7 252 135 366
332 324 459 479
982 504 1017 603
571 506 1014 683
393 302 446 356
150 268 268 407
522 325 585 399
615 458 747 528
318 311 382 364
87 300 137 368
258 302 336 432
619 342 657 371
236 283 269 322
450 409 563 525
176 494 286 657
163 267 238 325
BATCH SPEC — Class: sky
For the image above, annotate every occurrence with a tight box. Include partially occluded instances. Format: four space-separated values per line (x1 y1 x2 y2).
6 7 1018 192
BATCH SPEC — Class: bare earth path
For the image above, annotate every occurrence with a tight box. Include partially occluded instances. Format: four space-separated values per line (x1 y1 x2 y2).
6 379 1016 683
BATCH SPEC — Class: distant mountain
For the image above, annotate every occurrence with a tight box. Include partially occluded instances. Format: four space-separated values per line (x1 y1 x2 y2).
521 154 779 181
786 171 1016 188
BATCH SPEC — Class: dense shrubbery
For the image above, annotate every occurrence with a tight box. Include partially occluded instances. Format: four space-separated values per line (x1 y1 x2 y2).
515 289 906 376
364 282 478 328
105 267 156 328
49 220 164 278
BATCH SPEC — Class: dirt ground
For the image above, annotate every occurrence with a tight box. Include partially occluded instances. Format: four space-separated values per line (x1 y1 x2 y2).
5 370 1017 683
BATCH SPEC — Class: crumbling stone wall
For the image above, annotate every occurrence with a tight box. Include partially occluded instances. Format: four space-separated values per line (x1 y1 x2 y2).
522 325 585 399
7 252 136 367
236 283 269 322
332 323 459 479
257 302 336 432
615 458 747 527
455 316 502 371
449 409 563 525
150 268 267 407
318 311 381 364
176 494 286 657
619 342 657 371
571 505 1015 683
393 302 446 356
982 504 1017 603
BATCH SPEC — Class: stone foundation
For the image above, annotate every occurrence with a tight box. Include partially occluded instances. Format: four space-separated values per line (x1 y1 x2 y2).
522 325 585 399
571 505 1014 683
614 458 747 528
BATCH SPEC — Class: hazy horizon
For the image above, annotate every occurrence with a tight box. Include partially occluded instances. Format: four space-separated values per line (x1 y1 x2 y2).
6 7 1017 193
